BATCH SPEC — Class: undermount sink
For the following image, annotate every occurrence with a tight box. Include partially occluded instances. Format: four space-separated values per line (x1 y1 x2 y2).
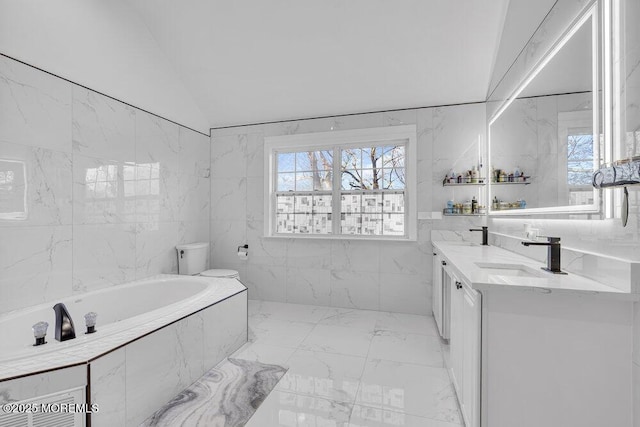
475 262 545 278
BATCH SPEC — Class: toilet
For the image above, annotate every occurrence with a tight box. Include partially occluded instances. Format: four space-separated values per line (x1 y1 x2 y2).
176 242 240 279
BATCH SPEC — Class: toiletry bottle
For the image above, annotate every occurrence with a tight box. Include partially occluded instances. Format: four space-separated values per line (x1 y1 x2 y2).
463 200 472 214
514 166 521 182
492 196 499 210
471 166 478 183
471 196 477 214
447 200 454 214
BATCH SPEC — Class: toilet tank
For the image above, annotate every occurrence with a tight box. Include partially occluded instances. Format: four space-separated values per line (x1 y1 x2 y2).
176 242 209 275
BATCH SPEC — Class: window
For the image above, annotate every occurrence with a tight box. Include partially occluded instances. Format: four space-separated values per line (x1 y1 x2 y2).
567 131 594 206
265 126 416 240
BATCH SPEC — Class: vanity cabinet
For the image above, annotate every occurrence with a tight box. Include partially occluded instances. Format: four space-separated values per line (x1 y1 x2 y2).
432 241 635 427
448 271 481 427
432 252 450 339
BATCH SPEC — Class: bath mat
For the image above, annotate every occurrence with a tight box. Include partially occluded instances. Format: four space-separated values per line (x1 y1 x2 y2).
140 358 287 427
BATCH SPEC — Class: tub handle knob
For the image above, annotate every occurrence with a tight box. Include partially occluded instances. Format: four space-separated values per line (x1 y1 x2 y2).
32 321 48 346
180 249 185 259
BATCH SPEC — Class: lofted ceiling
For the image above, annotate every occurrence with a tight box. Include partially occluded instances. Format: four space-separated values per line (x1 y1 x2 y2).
131 0 510 129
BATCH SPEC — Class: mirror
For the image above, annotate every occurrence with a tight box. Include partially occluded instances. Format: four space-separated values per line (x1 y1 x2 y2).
488 3 603 215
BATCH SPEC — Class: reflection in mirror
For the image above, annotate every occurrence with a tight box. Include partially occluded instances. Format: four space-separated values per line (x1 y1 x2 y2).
0 160 27 221
488 6 601 215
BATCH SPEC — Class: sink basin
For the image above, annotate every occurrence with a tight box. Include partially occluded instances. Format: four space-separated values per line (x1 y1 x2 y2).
475 262 544 278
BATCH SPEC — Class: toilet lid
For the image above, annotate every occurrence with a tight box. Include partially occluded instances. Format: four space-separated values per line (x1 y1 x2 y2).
201 269 239 278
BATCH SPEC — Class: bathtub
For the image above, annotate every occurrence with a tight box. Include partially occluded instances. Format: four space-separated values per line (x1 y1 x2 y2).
0 274 248 427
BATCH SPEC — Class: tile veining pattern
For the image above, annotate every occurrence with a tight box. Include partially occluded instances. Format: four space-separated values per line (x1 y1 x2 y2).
141 358 286 427
210 104 488 316
0 55 210 314
239 300 463 427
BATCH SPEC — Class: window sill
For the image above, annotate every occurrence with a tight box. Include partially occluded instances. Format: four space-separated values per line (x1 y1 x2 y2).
264 234 416 242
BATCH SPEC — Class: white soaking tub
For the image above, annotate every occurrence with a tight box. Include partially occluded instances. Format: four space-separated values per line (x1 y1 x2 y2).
0 274 248 427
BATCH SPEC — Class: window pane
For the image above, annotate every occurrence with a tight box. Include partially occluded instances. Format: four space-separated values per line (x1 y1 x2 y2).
277 173 295 191
567 135 593 161
296 150 332 171
136 164 151 180
277 213 295 233
568 161 594 186
362 147 382 169
382 145 405 167
278 152 296 172
383 213 405 235
342 170 362 190
341 194 361 214
294 214 312 233
294 195 313 213
312 213 332 234
313 194 332 213
383 193 404 213
383 168 406 189
360 169 382 189
296 171 313 191
361 214 383 235
123 164 135 181
342 148 361 169
362 193 382 213
340 213 360 235
124 181 135 198
276 194 294 213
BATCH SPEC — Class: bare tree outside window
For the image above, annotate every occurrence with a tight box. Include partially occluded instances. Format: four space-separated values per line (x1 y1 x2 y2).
275 144 406 236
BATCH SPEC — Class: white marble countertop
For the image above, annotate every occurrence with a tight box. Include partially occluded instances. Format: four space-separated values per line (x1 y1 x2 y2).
432 241 639 299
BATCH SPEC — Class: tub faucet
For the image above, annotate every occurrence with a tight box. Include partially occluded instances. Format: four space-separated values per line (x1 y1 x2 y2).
53 303 76 341
521 237 567 274
469 226 489 245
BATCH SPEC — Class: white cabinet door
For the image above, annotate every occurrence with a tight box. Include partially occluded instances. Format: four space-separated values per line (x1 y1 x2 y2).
462 286 481 427
432 252 442 333
449 271 464 395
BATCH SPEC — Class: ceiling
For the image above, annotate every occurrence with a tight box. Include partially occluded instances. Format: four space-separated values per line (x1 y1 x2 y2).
131 0 510 129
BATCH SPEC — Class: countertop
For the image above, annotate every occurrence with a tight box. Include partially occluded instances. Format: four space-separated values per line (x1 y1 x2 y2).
432 241 638 299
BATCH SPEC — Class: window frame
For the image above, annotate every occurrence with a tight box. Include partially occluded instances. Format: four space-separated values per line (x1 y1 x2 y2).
264 125 417 240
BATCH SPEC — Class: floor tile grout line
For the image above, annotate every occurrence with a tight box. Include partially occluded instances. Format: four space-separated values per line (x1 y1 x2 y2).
352 401 465 426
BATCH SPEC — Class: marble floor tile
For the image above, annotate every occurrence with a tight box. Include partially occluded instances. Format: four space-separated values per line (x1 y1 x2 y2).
300 324 374 357
245 390 353 427
276 349 366 403
368 331 444 367
374 312 439 336
141 358 286 427
232 342 296 367
348 404 464 427
318 308 381 332
252 300 333 323
356 359 462 424
251 318 316 349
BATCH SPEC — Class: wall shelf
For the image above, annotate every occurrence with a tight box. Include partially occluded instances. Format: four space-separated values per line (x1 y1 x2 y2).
443 181 486 187
491 177 532 185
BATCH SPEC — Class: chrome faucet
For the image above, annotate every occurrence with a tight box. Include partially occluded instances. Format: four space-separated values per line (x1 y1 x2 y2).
521 237 567 274
53 303 76 341
469 226 489 245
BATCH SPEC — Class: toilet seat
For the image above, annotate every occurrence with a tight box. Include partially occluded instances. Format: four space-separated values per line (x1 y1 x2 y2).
200 269 240 279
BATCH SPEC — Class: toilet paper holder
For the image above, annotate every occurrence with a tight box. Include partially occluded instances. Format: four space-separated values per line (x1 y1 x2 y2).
237 244 249 258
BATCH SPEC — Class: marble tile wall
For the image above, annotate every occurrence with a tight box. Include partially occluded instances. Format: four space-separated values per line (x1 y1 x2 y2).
210 104 486 315
0 55 211 314
90 292 247 427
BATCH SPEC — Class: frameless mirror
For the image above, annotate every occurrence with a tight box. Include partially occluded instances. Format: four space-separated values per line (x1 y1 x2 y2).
488 3 603 215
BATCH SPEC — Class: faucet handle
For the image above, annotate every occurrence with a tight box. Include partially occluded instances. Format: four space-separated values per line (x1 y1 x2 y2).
538 236 561 243
32 321 48 346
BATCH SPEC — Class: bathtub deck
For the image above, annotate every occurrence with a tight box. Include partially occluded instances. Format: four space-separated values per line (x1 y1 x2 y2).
0 275 246 381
